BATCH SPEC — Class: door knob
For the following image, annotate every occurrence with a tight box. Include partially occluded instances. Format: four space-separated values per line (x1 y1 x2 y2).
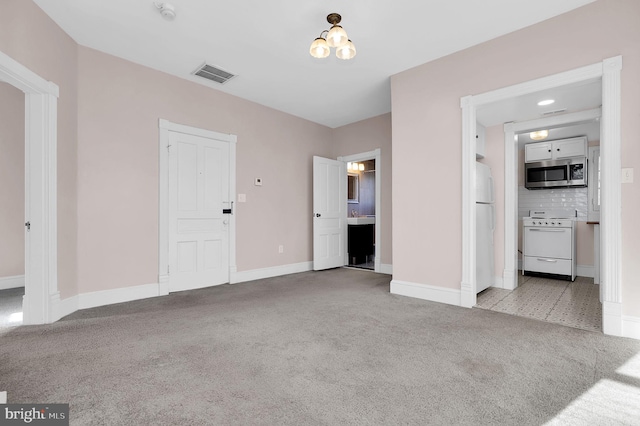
315 213 321 217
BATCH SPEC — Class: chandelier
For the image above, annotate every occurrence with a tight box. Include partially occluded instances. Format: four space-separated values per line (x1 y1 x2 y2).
309 13 356 60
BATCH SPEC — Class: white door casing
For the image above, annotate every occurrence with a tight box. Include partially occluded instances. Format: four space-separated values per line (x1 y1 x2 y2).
313 156 346 270
0 50 59 324
159 120 237 293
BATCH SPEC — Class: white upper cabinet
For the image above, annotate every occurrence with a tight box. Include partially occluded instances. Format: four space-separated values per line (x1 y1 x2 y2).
525 136 587 163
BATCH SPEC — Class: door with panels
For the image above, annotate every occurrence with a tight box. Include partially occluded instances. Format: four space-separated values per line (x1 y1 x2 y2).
168 131 231 291
313 156 346 270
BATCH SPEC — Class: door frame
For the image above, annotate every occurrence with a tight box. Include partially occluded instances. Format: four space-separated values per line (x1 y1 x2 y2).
158 119 237 293
0 50 60 324
338 149 382 273
460 56 623 336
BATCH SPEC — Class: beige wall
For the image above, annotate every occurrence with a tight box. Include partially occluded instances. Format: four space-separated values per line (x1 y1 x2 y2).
77 47 334 292
0 0 78 298
391 0 640 315
0 83 25 278
332 113 392 266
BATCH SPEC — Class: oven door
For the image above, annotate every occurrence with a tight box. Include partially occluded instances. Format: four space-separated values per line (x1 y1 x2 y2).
523 227 572 259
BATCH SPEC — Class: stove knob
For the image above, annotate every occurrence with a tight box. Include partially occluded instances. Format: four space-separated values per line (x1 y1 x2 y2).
545 222 548 225
551 222 555 225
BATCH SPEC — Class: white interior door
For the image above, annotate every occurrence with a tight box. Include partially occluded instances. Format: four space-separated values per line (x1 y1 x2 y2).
313 156 346 270
168 131 230 291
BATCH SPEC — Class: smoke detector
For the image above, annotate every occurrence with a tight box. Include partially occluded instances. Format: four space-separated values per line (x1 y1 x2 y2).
154 2 176 20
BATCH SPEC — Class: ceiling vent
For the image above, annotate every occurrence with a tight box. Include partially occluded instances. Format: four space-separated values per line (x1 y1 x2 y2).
193 63 236 84
541 108 567 116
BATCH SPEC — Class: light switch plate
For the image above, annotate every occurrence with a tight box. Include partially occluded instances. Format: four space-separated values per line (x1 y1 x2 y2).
237 193 246 202
622 168 634 183
254 177 263 186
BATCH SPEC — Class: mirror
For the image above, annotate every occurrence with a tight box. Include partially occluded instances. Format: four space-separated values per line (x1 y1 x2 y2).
347 173 359 203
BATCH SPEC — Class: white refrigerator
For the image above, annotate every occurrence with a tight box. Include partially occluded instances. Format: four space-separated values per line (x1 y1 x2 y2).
476 162 495 293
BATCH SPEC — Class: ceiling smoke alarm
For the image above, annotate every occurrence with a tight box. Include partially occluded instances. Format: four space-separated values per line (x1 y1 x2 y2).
154 2 176 20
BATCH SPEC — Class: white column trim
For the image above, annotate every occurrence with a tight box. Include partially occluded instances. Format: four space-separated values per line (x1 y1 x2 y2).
600 56 623 336
0 49 59 325
158 119 238 289
460 95 476 307
503 123 518 291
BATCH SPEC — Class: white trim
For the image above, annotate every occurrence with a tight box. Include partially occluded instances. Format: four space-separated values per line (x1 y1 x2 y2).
158 119 237 289
0 275 25 290
600 56 623 336
231 261 313 284
577 265 595 278
380 264 393 275
492 276 504 289
57 283 164 319
338 149 383 273
622 315 640 341
0 391 6 404
461 56 623 337
390 280 461 306
0 50 59 325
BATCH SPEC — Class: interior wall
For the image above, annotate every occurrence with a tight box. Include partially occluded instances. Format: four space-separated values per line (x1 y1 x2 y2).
332 113 393 267
390 0 640 316
0 0 78 298
0 83 25 278
77 46 334 293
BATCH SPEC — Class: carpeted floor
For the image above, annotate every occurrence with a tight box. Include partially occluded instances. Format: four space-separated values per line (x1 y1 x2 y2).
2 268 640 425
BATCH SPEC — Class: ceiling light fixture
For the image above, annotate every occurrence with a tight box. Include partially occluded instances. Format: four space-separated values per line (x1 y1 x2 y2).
537 99 555 106
310 13 356 60
530 130 549 140
154 2 176 20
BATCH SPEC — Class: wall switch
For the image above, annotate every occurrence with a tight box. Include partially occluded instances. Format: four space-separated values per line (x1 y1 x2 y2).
237 193 247 202
622 168 634 183
254 177 263 186
278 245 284 254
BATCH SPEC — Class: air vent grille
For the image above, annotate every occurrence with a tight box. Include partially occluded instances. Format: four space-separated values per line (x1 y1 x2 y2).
541 108 568 116
193 63 236 84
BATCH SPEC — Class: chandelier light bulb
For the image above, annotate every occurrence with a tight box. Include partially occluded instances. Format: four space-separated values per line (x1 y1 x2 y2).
309 37 330 58
326 25 348 48
336 40 356 60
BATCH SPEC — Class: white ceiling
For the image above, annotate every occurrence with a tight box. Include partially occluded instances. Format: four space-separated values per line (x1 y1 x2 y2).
32 0 596 128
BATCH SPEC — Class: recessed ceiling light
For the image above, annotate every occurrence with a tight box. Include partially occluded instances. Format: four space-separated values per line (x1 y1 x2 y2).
537 99 555 106
530 130 549 140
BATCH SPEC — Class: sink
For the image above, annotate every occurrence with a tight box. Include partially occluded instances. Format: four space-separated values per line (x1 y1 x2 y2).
347 216 375 225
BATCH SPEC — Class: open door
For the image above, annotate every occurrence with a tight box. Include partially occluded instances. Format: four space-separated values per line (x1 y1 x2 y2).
313 156 346 270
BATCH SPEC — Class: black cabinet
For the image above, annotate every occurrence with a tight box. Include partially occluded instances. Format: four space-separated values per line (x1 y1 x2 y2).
348 224 374 265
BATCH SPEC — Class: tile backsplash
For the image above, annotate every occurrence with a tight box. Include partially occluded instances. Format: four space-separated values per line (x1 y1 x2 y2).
518 186 588 221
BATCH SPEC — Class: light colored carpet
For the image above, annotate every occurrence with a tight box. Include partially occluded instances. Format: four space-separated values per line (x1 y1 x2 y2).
1 268 639 425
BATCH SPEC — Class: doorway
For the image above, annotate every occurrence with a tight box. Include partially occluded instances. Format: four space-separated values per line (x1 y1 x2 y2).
461 56 623 336
339 149 382 273
0 50 60 325
0 82 26 327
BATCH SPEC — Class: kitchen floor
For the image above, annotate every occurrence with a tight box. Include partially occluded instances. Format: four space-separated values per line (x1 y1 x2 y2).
476 273 602 332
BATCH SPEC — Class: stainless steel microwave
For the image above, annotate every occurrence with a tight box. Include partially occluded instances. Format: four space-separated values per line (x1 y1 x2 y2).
524 157 587 189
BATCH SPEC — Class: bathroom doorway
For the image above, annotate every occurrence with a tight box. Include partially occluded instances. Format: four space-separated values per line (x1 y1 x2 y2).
339 149 382 273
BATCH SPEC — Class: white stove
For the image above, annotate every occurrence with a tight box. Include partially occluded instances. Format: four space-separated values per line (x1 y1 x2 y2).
522 209 577 281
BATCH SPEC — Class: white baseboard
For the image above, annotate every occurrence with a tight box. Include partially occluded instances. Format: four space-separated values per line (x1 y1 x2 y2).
0 275 25 290
379 264 393 275
390 279 461 307
576 265 594 278
0 391 6 404
57 282 164 319
623 315 640 340
492 276 505 289
231 261 313 284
